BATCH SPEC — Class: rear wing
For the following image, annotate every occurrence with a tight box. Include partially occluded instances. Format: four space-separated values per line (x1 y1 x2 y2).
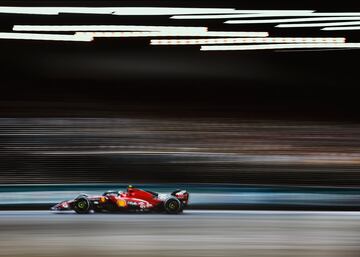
171 189 189 204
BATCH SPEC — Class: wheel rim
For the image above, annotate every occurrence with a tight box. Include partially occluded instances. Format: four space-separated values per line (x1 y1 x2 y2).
77 200 87 209
168 201 179 210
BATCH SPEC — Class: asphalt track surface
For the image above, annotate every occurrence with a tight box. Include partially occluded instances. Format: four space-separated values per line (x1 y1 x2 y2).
0 210 360 257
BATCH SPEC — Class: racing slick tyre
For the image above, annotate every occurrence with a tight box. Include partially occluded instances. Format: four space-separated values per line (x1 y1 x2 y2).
164 197 182 214
73 196 91 214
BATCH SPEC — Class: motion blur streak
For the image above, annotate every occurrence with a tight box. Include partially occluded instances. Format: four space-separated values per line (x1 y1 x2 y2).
171 12 360 19
0 32 93 41
2 184 360 210
0 211 360 257
276 21 360 27
0 7 239 16
151 37 346 45
13 25 209 32
77 31 269 38
2 118 360 186
201 43 360 51
224 16 360 24
323 26 360 30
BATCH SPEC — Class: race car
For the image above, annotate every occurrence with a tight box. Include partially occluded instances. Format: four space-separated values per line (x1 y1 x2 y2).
51 185 189 214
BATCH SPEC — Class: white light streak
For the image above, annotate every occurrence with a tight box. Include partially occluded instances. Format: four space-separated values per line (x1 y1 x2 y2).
77 31 269 38
151 37 346 45
200 43 360 51
0 32 93 41
171 12 360 20
111 8 237 16
171 10 315 19
0 7 59 15
225 17 360 24
13 25 208 32
322 26 360 31
277 21 360 28
0 7 240 16
225 10 315 13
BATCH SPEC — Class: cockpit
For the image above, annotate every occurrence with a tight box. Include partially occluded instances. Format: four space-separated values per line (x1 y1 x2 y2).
102 185 158 198
102 190 123 196
102 185 136 196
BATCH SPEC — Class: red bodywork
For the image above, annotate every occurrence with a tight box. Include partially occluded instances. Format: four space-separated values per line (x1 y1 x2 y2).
52 186 189 214
106 187 163 209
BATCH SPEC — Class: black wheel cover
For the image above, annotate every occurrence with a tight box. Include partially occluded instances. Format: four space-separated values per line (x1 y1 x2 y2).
73 197 91 214
164 198 182 214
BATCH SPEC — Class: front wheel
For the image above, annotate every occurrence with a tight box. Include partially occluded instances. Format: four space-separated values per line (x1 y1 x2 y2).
164 198 182 214
73 197 91 214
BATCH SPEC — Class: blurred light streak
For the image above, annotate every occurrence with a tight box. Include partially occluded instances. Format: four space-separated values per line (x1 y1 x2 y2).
200 43 360 51
170 12 360 20
170 11 315 20
225 17 360 24
151 37 346 45
77 31 269 38
0 32 93 41
112 8 238 15
170 10 317 18
276 21 360 28
219 10 315 14
13 25 208 32
322 26 360 30
0 6 240 16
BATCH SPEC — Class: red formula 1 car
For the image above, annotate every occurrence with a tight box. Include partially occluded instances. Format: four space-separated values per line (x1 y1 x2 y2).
51 185 189 214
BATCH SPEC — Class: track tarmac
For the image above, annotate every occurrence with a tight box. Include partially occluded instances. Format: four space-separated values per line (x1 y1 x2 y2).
0 210 359 257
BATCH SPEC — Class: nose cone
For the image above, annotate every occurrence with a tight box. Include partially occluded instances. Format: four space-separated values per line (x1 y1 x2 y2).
51 203 60 210
51 201 69 210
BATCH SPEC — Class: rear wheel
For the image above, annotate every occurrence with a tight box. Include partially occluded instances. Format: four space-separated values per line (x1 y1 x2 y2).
73 197 91 214
164 198 182 214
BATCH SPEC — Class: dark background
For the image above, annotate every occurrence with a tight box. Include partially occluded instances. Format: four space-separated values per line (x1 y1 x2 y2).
0 0 358 119
0 0 360 186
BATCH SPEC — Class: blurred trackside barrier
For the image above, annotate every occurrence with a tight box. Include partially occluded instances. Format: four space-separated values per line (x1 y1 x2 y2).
1 183 360 210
